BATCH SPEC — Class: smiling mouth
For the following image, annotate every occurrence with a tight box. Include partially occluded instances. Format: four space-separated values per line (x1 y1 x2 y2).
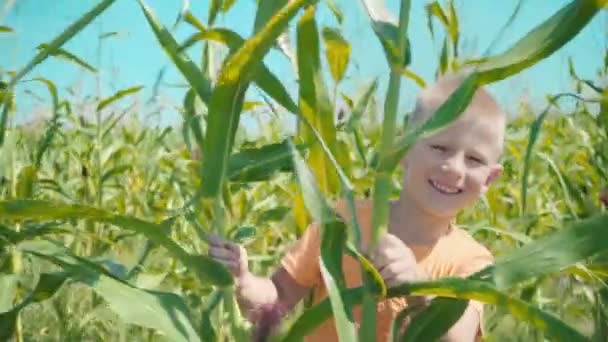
429 180 462 195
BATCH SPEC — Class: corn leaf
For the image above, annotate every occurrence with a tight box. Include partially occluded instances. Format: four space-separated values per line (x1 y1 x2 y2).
30 78 61 168
0 91 12 147
325 0 344 25
253 0 288 34
227 140 302 182
8 0 116 88
97 85 143 112
521 103 551 214
425 1 449 39
200 0 314 199
138 1 213 105
18 240 201 342
321 27 351 83
0 223 70 250
447 0 459 56
0 272 68 340
37 44 97 73
400 297 468 342
489 213 608 290
297 6 340 195
289 141 357 342
16 165 37 199
359 0 411 69
285 277 588 342
0 200 233 287
208 0 222 26
182 28 299 113
346 79 377 132
476 0 605 84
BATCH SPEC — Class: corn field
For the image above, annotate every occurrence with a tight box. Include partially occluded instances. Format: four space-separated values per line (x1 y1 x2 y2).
1 0 608 341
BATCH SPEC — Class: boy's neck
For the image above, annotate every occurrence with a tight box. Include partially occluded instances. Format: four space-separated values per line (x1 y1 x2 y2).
388 194 454 247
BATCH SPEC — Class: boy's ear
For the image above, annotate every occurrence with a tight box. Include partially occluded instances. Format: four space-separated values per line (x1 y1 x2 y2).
481 164 503 193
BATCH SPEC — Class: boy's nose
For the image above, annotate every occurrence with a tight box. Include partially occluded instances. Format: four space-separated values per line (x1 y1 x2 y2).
440 156 465 180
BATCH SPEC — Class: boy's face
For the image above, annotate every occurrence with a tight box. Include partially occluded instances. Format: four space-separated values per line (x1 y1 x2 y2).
402 111 504 218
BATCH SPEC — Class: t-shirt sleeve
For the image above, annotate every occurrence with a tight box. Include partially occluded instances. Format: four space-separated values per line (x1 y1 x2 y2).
280 223 322 288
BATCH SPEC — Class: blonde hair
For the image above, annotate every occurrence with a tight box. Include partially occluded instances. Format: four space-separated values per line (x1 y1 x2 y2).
407 73 506 161
407 74 505 128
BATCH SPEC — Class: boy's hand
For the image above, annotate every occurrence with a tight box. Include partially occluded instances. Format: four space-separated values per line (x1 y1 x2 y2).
208 234 249 280
370 234 424 288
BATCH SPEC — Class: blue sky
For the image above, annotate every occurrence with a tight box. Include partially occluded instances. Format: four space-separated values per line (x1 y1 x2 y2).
0 0 606 127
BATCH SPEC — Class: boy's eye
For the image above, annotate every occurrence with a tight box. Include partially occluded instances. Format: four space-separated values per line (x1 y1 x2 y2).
430 144 447 152
467 155 485 164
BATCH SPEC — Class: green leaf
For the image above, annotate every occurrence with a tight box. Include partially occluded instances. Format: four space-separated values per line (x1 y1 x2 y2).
425 1 449 39
521 104 550 214
0 26 14 33
8 0 116 88
286 277 588 342
37 44 97 73
30 78 61 168
97 85 143 112
101 164 132 184
438 38 448 75
253 0 288 34
0 90 13 147
321 27 350 83
19 240 201 342
222 0 237 12
230 226 256 243
16 165 37 199
0 223 70 249
288 141 357 342
208 0 222 26
257 206 290 223
297 6 340 195
346 79 377 131
400 297 468 342
138 1 213 105
0 200 233 287
183 28 299 113
476 0 605 84
447 0 459 56
397 68 426 88
0 272 68 340
490 213 608 290
227 141 302 182
200 0 315 199
325 0 344 25
360 0 411 69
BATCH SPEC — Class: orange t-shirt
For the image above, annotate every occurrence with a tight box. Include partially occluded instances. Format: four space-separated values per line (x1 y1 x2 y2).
280 200 493 341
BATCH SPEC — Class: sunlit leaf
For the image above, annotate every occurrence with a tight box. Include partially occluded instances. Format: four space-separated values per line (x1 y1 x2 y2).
321 27 350 83
97 85 143 112
138 1 213 105
288 141 357 342
8 0 116 87
0 200 233 287
37 44 97 73
19 240 201 342
297 6 340 195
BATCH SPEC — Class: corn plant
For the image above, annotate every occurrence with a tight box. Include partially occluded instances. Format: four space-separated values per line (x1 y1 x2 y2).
1 0 608 341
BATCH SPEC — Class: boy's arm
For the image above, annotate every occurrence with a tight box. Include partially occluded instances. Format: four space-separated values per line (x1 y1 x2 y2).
235 266 311 320
207 234 312 320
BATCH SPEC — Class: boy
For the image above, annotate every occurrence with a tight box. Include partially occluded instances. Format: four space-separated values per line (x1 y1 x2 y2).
208 74 505 341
